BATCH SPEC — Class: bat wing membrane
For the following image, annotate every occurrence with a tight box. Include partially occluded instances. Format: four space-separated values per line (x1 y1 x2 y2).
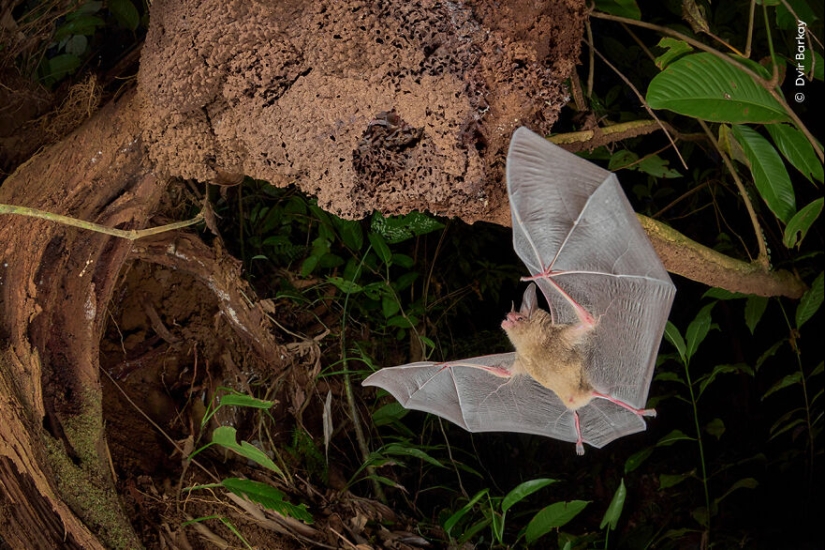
364 355 648 448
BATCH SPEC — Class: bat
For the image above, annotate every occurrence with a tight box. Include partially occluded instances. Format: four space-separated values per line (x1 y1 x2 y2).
363 127 676 454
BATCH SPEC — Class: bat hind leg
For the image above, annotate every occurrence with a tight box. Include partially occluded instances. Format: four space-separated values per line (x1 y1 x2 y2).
592 391 657 418
574 411 585 456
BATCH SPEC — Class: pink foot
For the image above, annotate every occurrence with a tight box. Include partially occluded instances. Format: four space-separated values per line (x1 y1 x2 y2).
574 410 585 456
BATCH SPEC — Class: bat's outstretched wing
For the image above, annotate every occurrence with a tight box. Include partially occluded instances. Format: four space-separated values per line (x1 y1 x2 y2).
506 127 676 416
363 354 647 447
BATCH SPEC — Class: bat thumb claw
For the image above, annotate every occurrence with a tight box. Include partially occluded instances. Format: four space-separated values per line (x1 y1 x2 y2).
576 442 585 456
641 408 657 418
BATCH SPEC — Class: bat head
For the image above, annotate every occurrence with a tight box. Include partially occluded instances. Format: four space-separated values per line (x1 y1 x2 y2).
500 283 552 344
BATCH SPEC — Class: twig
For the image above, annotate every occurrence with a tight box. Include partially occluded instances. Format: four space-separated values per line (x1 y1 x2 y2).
584 40 688 169
0 203 204 239
697 119 769 267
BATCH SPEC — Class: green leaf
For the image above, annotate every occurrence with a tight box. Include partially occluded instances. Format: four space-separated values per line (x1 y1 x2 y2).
594 0 641 19
394 271 419 291
784 198 823 249
108 0 141 31
379 443 445 469
647 53 791 124
776 0 819 32
609 150 638 171
54 14 106 41
64 34 88 56
210 426 285 479
769 417 805 441
71 1 103 15
333 218 364 251
218 393 275 410
381 294 400 318
444 489 488 536
600 479 626 531
625 447 653 473
692 507 709 527
714 478 758 505
664 321 686 364
327 276 363 294
46 54 82 82
654 38 694 70
703 288 748 300
756 340 785 371
744 295 768 334
371 401 408 426
525 501 589 544
686 303 715 362
659 472 690 489
221 478 313 523
502 478 557 514
387 315 414 329
637 155 682 178
730 125 796 223
796 271 823 329
370 211 445 244
368 232 392 265
796 49 824 81
391 253 415 268
698 364 754 397
765 124 823 183
301 254 319 277
705 418 725 440
762 372 803 400
656 430 695 446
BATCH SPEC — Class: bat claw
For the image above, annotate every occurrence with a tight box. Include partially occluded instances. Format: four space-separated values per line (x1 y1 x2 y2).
640 408 657 418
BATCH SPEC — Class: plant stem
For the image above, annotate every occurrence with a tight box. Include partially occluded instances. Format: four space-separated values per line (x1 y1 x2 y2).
339 245 386 502
683 359 712 537
0 203 203 239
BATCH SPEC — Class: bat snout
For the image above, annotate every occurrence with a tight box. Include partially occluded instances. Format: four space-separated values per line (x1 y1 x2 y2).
501 311 526 330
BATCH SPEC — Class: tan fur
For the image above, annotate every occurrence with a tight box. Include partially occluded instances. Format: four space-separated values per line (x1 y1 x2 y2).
503 308 595 411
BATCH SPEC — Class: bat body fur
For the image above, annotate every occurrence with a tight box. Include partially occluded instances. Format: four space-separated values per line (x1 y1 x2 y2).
363 127 675 455
502 284 594 411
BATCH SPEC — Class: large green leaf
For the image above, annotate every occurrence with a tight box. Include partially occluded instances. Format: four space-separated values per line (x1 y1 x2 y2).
796 271 823 329
685 303 715 362
502 478 557 514
370 211 445 244
109 0 141 31
599 479 626 531
784 198 823 249
647 53 790 124
221 478 313 523
525 501 589 543
731 125 796 223
594 0 641 19
765 124 823 183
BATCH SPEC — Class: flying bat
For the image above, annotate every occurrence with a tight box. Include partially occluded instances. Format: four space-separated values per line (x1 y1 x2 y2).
363 127 676 454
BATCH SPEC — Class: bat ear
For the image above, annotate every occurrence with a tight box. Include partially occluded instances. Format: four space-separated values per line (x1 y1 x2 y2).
519 282 538 317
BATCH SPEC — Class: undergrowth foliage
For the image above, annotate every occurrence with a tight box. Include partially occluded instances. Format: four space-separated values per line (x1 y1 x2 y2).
210 1 822 548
